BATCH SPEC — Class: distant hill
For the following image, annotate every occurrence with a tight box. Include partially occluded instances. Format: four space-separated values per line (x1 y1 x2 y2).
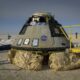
68 33 80 43
0 34 16 41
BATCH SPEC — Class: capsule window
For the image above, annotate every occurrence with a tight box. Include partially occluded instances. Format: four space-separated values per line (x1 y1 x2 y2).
17 39 23 46
24 39 30 45
32 39 39 47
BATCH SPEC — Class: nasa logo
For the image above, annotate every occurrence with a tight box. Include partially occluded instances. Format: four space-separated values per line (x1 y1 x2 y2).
41 35 47 41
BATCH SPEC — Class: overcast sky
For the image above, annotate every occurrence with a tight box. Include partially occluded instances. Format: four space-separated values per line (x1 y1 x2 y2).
0 0 80 34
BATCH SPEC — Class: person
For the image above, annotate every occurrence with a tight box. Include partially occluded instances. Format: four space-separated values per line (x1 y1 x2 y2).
8 34 11 39
38 17 46 25
30 17 38 26
75 32 78 39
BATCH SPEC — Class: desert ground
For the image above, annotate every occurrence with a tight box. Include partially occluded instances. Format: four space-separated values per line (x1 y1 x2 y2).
0 50 80 80
0 34 80 80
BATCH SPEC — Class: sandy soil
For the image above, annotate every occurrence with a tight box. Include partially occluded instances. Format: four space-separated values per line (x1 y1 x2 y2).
0 50 80 80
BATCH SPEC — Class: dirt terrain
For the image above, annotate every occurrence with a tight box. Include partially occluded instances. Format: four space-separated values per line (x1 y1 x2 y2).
0 50 80 80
